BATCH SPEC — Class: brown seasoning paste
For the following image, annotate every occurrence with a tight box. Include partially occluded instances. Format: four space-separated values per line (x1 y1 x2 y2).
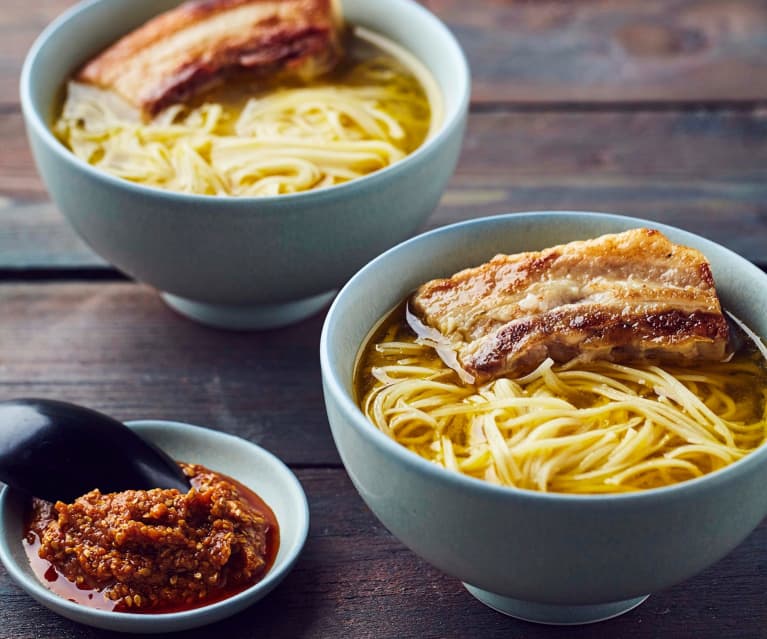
23 463 279 613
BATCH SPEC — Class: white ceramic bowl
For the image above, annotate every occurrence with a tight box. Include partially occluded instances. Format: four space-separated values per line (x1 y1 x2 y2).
0 421 309 633
20 0 469 329
320 211 767 625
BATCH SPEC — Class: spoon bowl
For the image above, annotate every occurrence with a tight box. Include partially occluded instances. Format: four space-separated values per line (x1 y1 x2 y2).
0 399 189 502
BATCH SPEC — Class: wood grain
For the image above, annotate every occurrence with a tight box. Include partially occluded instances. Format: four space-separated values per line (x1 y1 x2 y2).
0 282 338 466
0 201 99 269
5 0 767 106
0 0 75 107
424 0 767 104
2 1 767 637
3 109 767 266
0 467 766 638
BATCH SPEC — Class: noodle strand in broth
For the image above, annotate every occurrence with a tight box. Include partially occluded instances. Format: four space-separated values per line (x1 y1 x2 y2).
357 310 767 494
55 31 434 196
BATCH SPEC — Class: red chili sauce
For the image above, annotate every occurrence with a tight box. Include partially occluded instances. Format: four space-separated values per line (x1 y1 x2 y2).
23 463 279 613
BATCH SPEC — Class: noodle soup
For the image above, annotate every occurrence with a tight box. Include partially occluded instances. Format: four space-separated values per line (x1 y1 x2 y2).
355 302 767 494
55 28 438 197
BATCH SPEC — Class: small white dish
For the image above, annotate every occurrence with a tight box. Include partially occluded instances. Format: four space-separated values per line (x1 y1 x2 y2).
0 420 309 633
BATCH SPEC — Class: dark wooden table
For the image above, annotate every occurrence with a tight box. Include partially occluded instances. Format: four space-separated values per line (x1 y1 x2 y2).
3 1 767 637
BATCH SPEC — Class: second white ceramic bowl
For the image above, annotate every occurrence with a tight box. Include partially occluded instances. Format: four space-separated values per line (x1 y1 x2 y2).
20 0 469 329
320 211 767 624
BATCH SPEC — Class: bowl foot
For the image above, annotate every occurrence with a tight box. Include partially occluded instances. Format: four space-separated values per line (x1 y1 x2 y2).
463 584 649 625
161 290 336 330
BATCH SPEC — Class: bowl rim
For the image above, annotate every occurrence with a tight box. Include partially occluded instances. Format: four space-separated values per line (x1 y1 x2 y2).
19 0 470 209
320 210 767 505
0 419 310 630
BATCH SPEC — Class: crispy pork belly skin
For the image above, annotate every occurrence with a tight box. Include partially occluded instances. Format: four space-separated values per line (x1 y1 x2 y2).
410 229 730 383
77 0 343 116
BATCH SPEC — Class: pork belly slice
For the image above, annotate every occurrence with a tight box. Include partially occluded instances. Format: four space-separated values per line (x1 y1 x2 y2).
409 228 730 384
77 0 343 117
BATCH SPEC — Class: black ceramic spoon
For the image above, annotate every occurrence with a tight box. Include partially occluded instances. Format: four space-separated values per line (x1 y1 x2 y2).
0 398 190 502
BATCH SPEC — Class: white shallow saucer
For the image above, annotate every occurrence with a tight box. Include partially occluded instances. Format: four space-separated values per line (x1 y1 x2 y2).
0 420 309 633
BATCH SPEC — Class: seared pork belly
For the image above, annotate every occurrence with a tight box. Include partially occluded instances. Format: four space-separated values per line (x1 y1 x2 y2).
409 229 730 383
77 0 343 116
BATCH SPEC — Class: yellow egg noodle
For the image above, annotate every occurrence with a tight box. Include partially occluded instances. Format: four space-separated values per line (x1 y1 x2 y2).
55 50 432 196
359 327 767 494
